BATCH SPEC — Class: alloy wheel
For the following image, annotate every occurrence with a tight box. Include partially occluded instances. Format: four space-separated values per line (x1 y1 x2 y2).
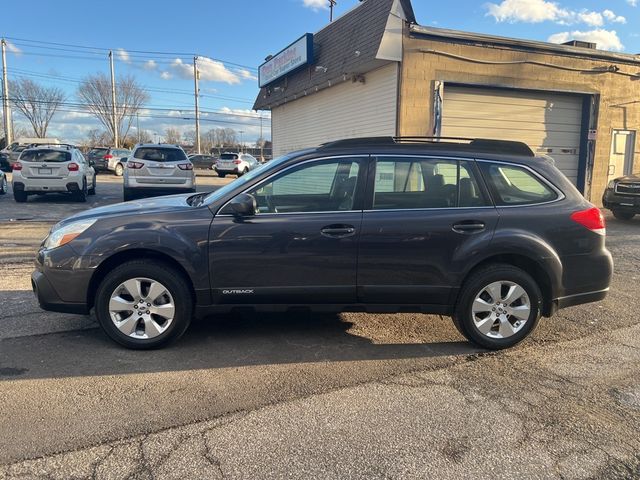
471 281 531 339
108 277 175 339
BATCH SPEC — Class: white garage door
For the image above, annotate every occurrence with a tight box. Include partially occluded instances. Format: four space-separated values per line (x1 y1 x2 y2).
441 86 584 184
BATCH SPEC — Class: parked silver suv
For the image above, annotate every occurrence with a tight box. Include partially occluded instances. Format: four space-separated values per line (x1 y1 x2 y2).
214 152 259 178
123 144 195 201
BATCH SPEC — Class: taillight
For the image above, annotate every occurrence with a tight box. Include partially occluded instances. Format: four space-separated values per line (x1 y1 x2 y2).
177 163 193 170
103 154 113 160
127 161 143 169
571 207 605 236
12 162 22 171
67 162 79 172
233 160 242 165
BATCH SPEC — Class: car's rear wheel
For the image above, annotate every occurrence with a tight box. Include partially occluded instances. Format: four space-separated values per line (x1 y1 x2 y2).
88 177 96 196
239 167 249 177
123 187 136 202
14 190 27 203
74 179 88 202
218 173 226 178
612 209 635 221
0 176 7 194
95 260 193 349
115 163 124 176
453 264 541 350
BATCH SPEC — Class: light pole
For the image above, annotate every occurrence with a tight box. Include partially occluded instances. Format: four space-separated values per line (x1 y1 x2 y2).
239 130 244 153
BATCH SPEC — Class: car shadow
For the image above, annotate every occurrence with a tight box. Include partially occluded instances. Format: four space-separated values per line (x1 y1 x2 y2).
0 308 480 381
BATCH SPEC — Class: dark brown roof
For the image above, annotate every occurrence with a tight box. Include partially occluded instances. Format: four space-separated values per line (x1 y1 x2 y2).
253 0 415 110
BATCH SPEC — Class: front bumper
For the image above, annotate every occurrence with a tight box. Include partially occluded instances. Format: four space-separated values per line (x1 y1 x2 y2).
32 245 93 315
602 190 640 212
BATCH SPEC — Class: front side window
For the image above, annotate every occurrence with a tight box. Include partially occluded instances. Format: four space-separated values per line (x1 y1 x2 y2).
479 163 558 206
373 157 488 209
245 159 361 214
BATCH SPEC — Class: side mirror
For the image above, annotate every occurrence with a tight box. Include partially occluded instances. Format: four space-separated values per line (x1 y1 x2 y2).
229 193 257 217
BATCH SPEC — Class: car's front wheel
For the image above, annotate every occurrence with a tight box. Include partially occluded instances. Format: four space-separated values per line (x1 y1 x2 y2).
612 209 635 221
453 264 541 350
95 260 193 349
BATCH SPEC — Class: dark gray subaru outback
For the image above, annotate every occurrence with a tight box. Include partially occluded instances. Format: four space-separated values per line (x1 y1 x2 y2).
32 137 613 350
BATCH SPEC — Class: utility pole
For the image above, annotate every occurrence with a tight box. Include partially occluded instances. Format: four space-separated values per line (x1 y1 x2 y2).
239 130 244 153
193 56 201 154
136 112 140 143
109 50 118 148
329 0 336 22
259 116 264 161
1 39 12 146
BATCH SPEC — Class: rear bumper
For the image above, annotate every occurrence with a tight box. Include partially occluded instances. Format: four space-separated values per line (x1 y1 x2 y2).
215 167 239 174
554 288 609 311
13 181 81 193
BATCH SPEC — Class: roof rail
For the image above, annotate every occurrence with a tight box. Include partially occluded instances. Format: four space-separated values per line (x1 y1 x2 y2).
26 143 77 150
318 136 535 157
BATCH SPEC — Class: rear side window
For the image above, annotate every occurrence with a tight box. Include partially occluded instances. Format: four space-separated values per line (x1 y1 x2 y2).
479 163 558 206
373 157 489 209
133 147 187 162
20 149 71 163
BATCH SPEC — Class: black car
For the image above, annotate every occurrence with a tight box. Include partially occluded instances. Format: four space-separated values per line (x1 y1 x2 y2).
0 151 11 172
188 154 216 169
32 137 613 350
602 173 640 220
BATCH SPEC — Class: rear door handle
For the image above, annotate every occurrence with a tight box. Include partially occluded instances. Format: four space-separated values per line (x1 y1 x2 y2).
452 221 486 234
321 224 356 238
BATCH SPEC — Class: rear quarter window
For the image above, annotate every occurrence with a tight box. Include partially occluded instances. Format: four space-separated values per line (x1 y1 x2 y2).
480 163 558 206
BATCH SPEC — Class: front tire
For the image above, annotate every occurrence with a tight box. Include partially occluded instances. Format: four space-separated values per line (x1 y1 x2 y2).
612 210 635 221
95 260 193 349
115 163 124 176
453 264 541 350
217 173 226 178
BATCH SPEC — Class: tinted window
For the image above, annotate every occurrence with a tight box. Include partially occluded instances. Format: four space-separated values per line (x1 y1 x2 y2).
20 149 71 163
246 159 361 213
220 153 239 160
88 148 108 158
133 147 187 162
480 163 558 206
373 158 488 209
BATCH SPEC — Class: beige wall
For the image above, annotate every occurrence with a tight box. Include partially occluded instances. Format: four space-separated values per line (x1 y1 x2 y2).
398 35 640 204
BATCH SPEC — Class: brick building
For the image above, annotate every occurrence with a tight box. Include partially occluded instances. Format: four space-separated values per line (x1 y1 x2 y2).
253 0 640 203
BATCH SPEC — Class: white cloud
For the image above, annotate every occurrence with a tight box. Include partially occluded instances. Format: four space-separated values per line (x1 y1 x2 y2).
627 0 637 6
576 11 602 27
602 10 626 24
487 0 629 26
302 0 328 10
486 0 571 23
238 69 258 81
160 71 172 80
143 60 158 70
5 41 22 56
548 29 624 51
171 57 241 85
116 48 131 64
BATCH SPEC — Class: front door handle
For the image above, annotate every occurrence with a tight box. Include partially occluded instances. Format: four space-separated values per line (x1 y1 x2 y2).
452 221 486 234
321 224 356 238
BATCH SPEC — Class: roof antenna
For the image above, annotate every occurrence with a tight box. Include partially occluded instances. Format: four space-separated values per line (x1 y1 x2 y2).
329 0 336 22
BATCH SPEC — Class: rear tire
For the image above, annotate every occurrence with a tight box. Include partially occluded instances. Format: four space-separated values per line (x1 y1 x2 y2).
94 260 193 349
238 167 249 177
218 173 226 178
115 163 124 176
123 187 136 202
74 179 88 202
14 190 27 203
612 210 635 221
88 178 96 196
453 264 541 350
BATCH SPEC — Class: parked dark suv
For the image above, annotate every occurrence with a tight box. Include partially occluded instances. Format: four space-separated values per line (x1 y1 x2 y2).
32 137 613 350
602 173 640 220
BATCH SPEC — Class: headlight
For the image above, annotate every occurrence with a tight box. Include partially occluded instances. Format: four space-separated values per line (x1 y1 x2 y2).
607 180 616 189
44 219 97 250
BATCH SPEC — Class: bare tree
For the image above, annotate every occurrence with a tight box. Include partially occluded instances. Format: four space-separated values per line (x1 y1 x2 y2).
81 128 110 148
77 73 149 147
10 78 66 138
164 127 182 145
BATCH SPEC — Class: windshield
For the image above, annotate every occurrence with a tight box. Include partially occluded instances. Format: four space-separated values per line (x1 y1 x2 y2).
203 150 313 204
20 149 71 163
134 147 187 162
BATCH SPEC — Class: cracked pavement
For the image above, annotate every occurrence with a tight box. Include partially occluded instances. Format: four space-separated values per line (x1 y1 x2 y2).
0 177 639 479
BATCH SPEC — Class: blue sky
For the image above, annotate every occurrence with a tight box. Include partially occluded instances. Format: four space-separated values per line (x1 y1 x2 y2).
1 0 638 144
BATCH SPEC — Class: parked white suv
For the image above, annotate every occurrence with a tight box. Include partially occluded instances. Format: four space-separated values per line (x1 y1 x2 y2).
214 152 259 178
123 144 195 201
11 145 96 203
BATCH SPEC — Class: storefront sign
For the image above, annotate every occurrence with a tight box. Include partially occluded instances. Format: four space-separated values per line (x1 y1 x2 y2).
259 33 313 88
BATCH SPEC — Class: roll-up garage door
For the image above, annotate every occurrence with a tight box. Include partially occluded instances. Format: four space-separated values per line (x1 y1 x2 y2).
441 85 584 185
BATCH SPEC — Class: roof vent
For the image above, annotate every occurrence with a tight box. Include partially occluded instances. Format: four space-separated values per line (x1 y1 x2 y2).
562 40 596 49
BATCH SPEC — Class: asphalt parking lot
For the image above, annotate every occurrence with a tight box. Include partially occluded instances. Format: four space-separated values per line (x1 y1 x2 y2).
0 173 639 479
